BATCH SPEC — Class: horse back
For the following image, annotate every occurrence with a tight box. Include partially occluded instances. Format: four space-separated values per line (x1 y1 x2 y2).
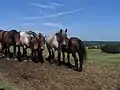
9 30 20 39
68 37 82 52
2 31 9 43
0 30 7 41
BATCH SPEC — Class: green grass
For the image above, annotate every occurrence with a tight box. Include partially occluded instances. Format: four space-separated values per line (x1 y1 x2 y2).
0 77 20 90
44 46 120 66
87 49 120 66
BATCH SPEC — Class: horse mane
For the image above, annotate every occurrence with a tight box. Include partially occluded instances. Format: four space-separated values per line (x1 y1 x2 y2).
55 29 62 34
10 29 18 33
27 31 37 37
66 36 69 40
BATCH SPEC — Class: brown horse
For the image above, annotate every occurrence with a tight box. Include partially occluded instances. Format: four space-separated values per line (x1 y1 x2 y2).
62 37 87 72
36 33 45 62
0 30 7 53
2 29 21 60
46 29 68 65
28 32 45 63
19 31 45 63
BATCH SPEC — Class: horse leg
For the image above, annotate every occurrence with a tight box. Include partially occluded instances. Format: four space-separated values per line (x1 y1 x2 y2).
48 49 52 64
66 53 71 66
30 48 33 61
1 43 6 57
17 45 22 62
51 49 55 59
6 44 10 60
78 52 83 72
46 45 52 64
62 51 65 64
31 48 38 62
23 46 28 61
57 50 62 66
32 49 37 62
38 48 44 63
51 48 55 62
4 43 7 57
1 42 4 53
13 44 17 60
72 52 79 71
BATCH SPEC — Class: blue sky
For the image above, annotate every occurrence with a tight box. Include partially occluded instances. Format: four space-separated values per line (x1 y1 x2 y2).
0 0 120 41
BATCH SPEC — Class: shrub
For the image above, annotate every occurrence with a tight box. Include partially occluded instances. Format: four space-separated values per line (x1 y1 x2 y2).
100 44 120 53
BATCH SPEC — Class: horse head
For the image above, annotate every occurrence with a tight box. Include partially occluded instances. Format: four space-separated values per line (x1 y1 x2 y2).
55 29 68 46
37 33 46 50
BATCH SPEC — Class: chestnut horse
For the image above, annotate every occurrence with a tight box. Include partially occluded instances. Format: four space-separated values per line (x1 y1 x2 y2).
62 37 87 72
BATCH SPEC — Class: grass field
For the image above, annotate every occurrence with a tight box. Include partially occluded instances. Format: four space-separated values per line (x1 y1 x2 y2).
44 48 120 66
9 45 120 66
0 75 20 90
0 48 120 90
87 49 120 66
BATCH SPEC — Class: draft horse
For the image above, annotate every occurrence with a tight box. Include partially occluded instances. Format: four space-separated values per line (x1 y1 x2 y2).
28 32 45 63
62 37 87 72
19 31 45 62
2 29 21 60
0 30 7 53
46 29 68 65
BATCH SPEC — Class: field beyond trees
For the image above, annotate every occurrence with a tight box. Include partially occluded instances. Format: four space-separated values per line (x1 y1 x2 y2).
0 48 120 90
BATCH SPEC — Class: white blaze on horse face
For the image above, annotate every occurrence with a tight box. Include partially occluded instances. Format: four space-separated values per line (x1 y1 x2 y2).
63 39 67 45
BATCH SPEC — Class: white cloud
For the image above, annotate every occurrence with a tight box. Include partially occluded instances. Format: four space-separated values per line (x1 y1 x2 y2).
50 2 64 6
24 8 84 19
30 2 55 9
30 2 64 9
43 22 63 28
21 23 35 26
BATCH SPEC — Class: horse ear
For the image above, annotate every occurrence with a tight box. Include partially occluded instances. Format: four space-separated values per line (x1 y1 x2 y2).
65 29 67 32
60 29 62 33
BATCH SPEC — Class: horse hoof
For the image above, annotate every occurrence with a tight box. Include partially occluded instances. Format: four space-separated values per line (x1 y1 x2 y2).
29 59 32 61
78 68 82 72
73 67 79 71
24 60 27 62
14 58 18 61
2 54 5 57
7 58 10 60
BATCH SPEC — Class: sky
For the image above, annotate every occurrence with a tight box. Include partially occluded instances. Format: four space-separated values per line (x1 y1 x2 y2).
0 0 120 41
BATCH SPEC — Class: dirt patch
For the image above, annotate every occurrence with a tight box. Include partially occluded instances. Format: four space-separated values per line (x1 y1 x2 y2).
0 57 119 90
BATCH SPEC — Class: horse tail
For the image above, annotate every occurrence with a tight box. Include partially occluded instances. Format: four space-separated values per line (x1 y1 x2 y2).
77 38 87 62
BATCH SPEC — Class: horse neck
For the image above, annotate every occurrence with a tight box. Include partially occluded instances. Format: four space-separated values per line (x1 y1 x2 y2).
46 34 55 42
